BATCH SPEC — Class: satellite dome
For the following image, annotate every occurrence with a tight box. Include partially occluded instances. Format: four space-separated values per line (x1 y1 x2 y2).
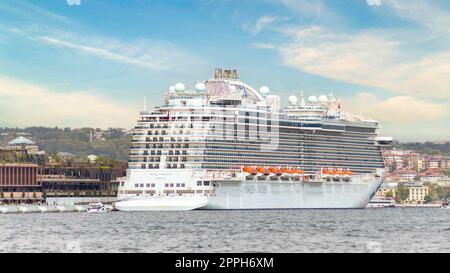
308 96 318 103
259 86 270 95
318 95 328 103
195 82 206 91
175 83 185 92
169 85 175 92
288 95 298 105
229 85 237 92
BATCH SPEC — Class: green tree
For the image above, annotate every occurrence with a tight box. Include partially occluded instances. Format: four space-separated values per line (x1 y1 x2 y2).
396 184 410 202
424 195 432 204
385 190 394 198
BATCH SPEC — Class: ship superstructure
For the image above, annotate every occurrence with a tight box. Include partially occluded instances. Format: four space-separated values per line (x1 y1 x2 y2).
116 68 390 210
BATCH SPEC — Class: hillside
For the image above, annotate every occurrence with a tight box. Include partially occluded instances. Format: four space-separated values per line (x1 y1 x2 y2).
393 142 450 156
0 127 131 162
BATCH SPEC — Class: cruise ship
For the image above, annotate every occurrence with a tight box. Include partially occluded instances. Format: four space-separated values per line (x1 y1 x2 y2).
115 68 391 211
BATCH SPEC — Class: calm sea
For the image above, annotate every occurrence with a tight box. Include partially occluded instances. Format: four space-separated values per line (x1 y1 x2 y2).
0 208 449 253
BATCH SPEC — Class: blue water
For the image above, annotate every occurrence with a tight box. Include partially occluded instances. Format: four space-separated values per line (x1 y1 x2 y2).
0 208 449 253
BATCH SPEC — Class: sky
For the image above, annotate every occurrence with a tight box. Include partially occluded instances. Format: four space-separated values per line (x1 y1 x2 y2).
0 0 449 142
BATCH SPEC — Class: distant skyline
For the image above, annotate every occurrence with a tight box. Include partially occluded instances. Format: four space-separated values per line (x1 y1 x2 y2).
0 0 449 141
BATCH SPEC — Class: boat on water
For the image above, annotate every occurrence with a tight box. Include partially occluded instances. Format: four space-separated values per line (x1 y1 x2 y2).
366 197 396 208
441 198 449 209
86 202 108 213
116 68 391 211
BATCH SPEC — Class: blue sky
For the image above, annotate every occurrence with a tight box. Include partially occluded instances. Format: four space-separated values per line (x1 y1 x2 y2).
0 0 449 141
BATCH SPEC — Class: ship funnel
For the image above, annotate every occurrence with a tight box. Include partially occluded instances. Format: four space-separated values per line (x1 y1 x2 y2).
214 68 223 79
214 68 239 80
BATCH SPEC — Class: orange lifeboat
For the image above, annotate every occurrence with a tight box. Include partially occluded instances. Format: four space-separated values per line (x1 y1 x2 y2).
243 166 256 175
322 169 330 175
331 169 338 175
287 169 296 174
256 166 268 175
268 167 280 175
343 170 353 175
294 169 305 174
279 168 289 174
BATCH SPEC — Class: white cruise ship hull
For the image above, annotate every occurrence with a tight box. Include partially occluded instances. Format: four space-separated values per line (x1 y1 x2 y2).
115 195 209 211
116 169 383 211
203 179 382 210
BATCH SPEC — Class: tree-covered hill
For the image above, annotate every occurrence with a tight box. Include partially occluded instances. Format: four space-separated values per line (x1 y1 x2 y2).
0 127 131 162
393 142 450 156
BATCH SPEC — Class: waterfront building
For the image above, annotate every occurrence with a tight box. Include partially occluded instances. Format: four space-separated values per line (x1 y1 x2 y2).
7 136 39 155
39 162 126 197
40 175 110 198
375 182 397 198
0 163 43 203
404 182 429 204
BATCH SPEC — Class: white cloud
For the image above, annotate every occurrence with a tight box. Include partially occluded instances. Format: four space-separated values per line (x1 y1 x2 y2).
342 92 449 140
243 15 279 35
343 93 448 124
40 36 172 71
252 42 275 49
279 26 450 100
367 0 381 6
0 1 80 27
0 76 139 128
385 0 450 34
67 0 81 6
4 25 206 73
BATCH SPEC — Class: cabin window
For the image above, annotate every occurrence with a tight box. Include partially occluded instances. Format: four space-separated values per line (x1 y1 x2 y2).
134 184 139 188
197 181 202 186
176 183 180 187
204 181 210 186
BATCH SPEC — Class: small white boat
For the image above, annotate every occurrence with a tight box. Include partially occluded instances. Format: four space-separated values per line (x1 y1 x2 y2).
18 206 29 213
86 202 108 213
366 197 396 208
115 195 209 211
441 199 449 209
74 205 85 212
